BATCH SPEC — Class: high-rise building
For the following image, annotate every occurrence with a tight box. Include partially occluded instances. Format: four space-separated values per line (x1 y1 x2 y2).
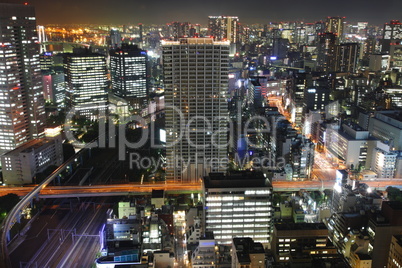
325 16 345 43
325 123 374 169
110 44 148 110
288 73 312 128
369 54 390 72
290 136 315 180
381 20 402 53
271 119 297 166
0 3 46 155
110 29 122 48
138 23 143 44
388 235 402 268
390 44 402 68
208 16 240 44
334 43 360 73
203 171 273 245
42 73 65 108
162 38 229 183
64 48 108 118
40 52 65 107
167 22 190 40
357 22 368 37
272 38 289 59
316 32 336 72
315 21 326 35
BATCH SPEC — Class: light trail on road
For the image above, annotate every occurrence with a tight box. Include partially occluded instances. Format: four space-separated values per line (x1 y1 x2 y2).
1 179 402 199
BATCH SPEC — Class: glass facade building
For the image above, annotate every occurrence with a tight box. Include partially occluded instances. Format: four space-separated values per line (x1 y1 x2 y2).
64 49 108 118
110 44 148 110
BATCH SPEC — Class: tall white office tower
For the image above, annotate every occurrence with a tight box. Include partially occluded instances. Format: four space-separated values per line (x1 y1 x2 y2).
162 38 230 183
0 3 46 155
64 48 108 119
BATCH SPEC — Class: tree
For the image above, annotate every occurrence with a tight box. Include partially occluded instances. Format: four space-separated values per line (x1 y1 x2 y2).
0 194 20 214
273 193 284 206
310 191 324 205
63 143 75 160
387 186 402 201
35 165 58 184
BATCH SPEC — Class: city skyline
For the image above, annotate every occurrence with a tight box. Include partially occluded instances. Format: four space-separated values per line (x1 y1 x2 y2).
2 0 402 26
3 1 402 267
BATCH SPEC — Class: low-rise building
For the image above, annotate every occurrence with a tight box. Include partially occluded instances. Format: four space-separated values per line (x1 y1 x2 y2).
118 201 137 219
325 123 376 169
187 218 202 245
153 251 174 268
98 216 143 268
271 222 337 264
350 253 372 268
232 237 265 268
203 171 273 246
151 190 165 209
1 128 63 184
191 238 218 268
369 110 402 151
142 213 171 252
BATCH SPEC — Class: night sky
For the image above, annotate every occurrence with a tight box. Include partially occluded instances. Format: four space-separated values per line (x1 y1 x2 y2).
2 0 401 26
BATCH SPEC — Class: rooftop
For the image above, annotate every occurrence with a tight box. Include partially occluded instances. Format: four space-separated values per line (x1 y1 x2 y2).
161 38 230 46
2 138 54 156
204 171 271 189
151 190 164 198
384 201 402 210
356 253 371 260
233 237 265 254
110 44 147 56
250 80 262 87
275 222 327 231
236 252 251 264
374 110 402 128
393 235 402 247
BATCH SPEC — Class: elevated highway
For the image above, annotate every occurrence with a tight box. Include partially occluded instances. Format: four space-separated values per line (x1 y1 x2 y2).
0 179 401 199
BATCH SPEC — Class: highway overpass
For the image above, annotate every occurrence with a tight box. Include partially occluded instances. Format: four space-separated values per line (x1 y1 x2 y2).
0 179 401 199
